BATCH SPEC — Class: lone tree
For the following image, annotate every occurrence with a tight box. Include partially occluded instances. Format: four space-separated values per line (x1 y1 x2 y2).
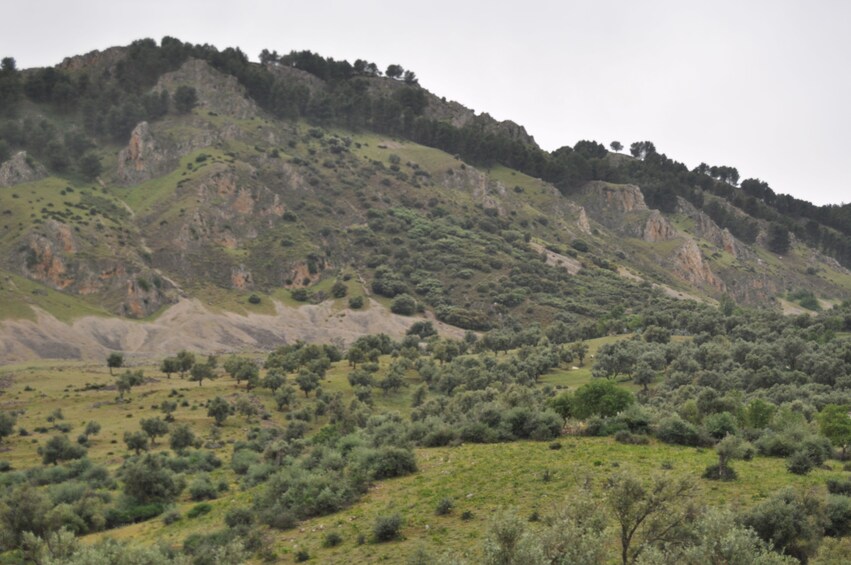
606 473 696 565
169 423 196 452
610 141 623 152
115 370 144 401
189 362 214 387
160 400 177 422
176 350 195 377
123 430 149 455
140 417 169 447
106 352 124 375
385 64 404 79
704 434 751 481
208 396 230 426
160 357 179 379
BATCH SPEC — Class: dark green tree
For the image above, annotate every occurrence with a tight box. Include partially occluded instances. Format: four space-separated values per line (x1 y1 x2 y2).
572 380 635 419
169 423 195 452
140 417 169 447
41 435 86 465
207 396 230 426
123 431 149 455
296 371 320 397
0 411 16 444
160 357 179 378
189 362 214 386
77 152 102 181
107 352 124 375
122 454 183 504
385 64 404 79
173 85 198 114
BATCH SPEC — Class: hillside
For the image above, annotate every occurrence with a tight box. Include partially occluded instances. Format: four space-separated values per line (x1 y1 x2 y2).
1 40 850 362
6 36 851 565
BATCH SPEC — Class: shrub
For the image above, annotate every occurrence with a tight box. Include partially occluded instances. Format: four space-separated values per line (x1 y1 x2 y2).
348 296 364 309
188 475 217 501
248 294 261 304
787 451 815 475
291 288 313 302
322 531 343 547
225 507 254 528
295 549 310 562
390 294 417 316
105 502 165 528
187 503 212 518
231 449 261 475
656 414 702 446
162 509 181 524
373 513 403 542
435 498 454 515
826 495 851 537
827 479 851 496
702 463 738 481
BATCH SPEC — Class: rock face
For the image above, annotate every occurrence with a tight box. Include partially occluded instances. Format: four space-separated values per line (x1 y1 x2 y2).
58 46 127 73
116 122 170 185
643 210 678 242
583 181 648 215
671 240 725 292
677 197 746 259
0 152 48 187
154 58 258 119
16 220 174 317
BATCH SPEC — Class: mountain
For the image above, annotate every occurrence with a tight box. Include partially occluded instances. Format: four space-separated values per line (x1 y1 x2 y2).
0 38 849 361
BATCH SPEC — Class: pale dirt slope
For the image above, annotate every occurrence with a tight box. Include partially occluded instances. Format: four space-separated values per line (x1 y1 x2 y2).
0 299 463 363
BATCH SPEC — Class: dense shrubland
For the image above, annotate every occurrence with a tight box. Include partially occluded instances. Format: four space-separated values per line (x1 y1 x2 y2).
2 299 851 562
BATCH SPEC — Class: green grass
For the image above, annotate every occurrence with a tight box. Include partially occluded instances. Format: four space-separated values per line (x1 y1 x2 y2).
0 270 109 322
113 148 232 216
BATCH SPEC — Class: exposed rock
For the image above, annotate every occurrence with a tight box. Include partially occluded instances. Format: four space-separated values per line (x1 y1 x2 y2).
676 197 746 258
116 122 170 185
58 46 127 73
577 207 592 234
231 265 253 289
643 210 677 242
0 152 48 187
671 239 725 293
441 166 505 213
14 219 174 317
583 181 648 215
154 58 258 119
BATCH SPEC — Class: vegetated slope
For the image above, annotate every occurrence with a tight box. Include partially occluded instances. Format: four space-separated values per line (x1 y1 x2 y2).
0 39 850 361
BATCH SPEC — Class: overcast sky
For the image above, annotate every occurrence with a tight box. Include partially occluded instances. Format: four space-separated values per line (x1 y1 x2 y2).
2 0 849 205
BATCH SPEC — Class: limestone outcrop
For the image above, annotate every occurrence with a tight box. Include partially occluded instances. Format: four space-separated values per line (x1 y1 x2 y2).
0 152 48 187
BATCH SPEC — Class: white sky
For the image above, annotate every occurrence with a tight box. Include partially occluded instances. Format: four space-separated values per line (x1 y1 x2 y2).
2 0 849 206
